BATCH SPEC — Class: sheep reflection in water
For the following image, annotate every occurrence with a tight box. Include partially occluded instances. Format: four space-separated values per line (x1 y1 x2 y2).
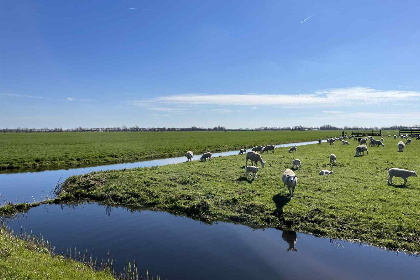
282 230 297 252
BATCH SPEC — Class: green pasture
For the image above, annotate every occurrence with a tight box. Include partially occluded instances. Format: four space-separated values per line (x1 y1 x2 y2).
57 135 419 254
1 130 347 172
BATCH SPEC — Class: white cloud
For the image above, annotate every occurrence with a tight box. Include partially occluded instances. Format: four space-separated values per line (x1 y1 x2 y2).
1 93 48 99
138 87 420 107
322 110 347 114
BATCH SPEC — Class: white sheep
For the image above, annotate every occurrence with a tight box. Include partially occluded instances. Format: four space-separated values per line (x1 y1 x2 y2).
238 148 246 155
330 154 337 165
261 145 275 153
369 139 384 147
405 139 411 145
398 141 405 152
381 137 384 142
291 159 302 169
359 138 368 145
200 152 212 161
245 166 259 180
282 169 297 198
246 151 266 168
355 145 368 156
328 138 335 145
288 146 297 153
319 170 333 175
342 140 349 145
394 135 397 140
252 145 264 152
186 151 194 161
387 168 417 186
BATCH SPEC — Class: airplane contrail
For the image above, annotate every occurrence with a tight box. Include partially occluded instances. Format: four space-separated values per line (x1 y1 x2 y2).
301 15 314 23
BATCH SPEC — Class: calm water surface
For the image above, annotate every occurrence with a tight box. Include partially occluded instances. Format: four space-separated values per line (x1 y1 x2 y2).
5 203 419 280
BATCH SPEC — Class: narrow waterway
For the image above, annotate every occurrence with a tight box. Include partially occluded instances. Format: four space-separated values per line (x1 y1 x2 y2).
5 203 419 280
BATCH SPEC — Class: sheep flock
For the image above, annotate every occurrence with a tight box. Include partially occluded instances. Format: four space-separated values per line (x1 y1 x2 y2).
184 133 418 197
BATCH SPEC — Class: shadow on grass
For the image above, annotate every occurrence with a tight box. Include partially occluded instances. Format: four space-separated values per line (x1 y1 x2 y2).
272 193 293 227
237 176 254 184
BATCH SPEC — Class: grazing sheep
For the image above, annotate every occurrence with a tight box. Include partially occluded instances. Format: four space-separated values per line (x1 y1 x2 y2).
318 139 322 144
369 139 385 147
359 138 368 145
398 141 405 152
319 170 333 175
355 145 368 156
200 152 212 161
328 138 335 145
246 151 266 168
406 139 411 145
291 159 302 169
261 145 275 153
238 148 246 155
288 146 297 153
245 166 259 180
252 145 264 152
394 135 397 140
282 169 297 198
330 154 337 165
342 140 349 145
387 168 417 186
381 137 384 142
186 151 194 161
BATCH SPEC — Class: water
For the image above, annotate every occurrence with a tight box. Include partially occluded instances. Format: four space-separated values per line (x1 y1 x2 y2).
0 141 318 204
5 203 419 280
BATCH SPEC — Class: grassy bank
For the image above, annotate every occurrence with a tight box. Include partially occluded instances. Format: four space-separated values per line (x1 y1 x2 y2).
0 130 349 172
0 227 115 280
57 136 419 254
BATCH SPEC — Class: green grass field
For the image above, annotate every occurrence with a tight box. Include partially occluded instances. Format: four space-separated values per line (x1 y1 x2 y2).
0 130 343 172
0 227 115 280
57 135 420 254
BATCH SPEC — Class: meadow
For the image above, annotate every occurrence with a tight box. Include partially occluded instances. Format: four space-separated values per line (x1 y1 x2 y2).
0 130 342 172
57 135 420 254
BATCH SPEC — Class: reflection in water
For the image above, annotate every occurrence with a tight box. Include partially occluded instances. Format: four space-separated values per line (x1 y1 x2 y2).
282 230 297 251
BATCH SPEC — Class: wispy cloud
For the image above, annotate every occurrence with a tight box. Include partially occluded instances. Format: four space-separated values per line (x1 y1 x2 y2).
1 93 49 100
134 87 420 108
129 7 137 10
301 15 314 23
65 97 91 102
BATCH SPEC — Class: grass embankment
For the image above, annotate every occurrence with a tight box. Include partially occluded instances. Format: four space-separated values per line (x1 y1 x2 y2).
0 130 344 172
58 136 419 254
0 227 115 280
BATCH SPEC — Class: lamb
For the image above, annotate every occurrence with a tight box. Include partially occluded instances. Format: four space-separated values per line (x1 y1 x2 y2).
246 151 266 168
282 169 297 198
319 170 333 175
288 146 297 153
252 145 264 152
261 145 275 153
329 154 337 165
387 168 417 186
238 148 246 155
185 151 194 161
245 166 259 180
398 141 405 152
342 140 349 145
405 139 411 145
355 145 368 156
369 139 384 147
291 159 302 169
200 152 212 161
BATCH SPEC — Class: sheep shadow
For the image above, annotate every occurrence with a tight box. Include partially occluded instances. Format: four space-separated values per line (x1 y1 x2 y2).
272 194 292 226
390 183 408 189
237 176 254 184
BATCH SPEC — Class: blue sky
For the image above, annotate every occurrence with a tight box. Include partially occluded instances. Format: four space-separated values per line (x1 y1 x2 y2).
1 0 419 128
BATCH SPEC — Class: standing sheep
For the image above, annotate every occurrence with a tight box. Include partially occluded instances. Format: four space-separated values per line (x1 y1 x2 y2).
288 146 297 153
252 146 264 152
238 148 247 155
282 169 298 198
387 168 417 186
261 145 275 153
185 151 194 162
245 166 259 180
318 139 322 144
291 159 302 169
394 135 397 140
342 140 349 145
246 151 266 167
406 139 412 145
200 152 212 161
398 141 405 152
330 154 337 165
355 145 368 156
